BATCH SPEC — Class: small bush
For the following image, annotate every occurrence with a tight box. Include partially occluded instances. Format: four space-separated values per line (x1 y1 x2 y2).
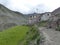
56 26 60 31
38 21 47 27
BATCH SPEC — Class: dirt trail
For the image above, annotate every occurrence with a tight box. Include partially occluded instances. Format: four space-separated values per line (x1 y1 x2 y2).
39 27 60 45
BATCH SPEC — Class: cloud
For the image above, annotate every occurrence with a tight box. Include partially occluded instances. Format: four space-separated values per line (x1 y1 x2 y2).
0 0 60 14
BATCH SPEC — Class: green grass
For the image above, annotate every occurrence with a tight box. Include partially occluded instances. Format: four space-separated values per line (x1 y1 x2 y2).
23 26 40 45
0 26 31 45
38 21 47 27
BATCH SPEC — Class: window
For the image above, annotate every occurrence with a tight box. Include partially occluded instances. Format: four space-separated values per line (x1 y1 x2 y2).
39 19 41 21
30 16 32 18
29 16 32 20
47 14 49 16
34 16 36 18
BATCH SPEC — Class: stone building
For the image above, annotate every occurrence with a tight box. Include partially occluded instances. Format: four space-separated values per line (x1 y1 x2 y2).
41 12 51 21
48 8 60 28
26 13 42 24
25 12 52 25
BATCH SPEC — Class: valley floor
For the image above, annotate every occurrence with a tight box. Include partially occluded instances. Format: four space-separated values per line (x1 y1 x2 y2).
39 27 60 45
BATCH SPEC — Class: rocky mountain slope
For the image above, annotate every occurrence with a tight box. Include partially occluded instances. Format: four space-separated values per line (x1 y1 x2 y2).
52 7 60 15
0 4 27 31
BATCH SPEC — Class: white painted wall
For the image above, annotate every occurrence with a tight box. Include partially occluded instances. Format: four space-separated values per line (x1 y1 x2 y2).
41 13 51 21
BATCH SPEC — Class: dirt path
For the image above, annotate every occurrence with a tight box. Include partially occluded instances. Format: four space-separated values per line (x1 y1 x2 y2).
39 27 60 45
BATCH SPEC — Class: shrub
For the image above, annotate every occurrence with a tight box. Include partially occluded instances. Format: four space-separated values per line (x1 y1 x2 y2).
38 21 47 27
56 26 60 31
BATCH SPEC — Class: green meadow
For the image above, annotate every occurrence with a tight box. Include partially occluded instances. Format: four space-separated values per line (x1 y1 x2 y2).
0 26 31 45
0 25 40 45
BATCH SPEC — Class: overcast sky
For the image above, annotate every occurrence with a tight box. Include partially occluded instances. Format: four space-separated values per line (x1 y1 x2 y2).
0 0 60 14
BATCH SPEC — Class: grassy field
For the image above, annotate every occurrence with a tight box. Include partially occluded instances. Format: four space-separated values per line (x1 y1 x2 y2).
0 25 40 45
0 25 31 45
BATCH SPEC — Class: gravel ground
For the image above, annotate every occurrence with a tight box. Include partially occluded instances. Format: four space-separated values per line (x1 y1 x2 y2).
39 27 60 45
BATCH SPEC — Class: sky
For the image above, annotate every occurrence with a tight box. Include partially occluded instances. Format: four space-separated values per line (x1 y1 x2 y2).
0 0 60 14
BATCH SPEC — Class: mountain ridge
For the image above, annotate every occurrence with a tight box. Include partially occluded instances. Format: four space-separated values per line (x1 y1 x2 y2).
52 7 60 15
0 4 27 31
